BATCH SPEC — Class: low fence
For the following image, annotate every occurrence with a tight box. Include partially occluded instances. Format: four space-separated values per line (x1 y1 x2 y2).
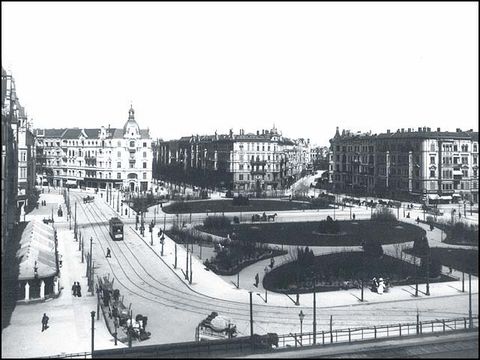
276 316 478 348
40 315 477 358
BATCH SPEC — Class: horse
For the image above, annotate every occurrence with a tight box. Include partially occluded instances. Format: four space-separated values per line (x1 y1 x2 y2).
267 213 277 221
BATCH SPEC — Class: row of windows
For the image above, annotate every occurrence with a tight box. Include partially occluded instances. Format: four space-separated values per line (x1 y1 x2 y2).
440 144 475 152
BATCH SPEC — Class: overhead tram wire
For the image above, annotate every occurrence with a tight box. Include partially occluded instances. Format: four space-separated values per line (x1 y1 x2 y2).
71 192 476 325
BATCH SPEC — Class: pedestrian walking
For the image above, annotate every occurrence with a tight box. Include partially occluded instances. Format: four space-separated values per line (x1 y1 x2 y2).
77 282 82 297
264 265 269 274
41 313 49 332
254 273 259 287
106 248 111 258
72 282 77 296
352 213 356 220
270 257 275 269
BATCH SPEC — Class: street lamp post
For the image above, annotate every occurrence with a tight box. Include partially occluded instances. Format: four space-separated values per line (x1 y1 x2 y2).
298 310 305 344
90 311 96 355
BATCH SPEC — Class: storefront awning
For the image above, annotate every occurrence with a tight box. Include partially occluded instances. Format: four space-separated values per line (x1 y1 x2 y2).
428 194 439 200
66 179 77 185
452 194 462 197
17 219 57 280
453 170 463 176
439 195 452 200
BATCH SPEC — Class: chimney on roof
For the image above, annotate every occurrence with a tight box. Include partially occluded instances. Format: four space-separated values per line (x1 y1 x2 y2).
437 127 441 132
418 127 422 132
257 130 259 135
262 129 264 135
407 128 411 132
387 129 390 134
422 127 426 132
456 128 461 132
427 127 431 132
401 128 404 133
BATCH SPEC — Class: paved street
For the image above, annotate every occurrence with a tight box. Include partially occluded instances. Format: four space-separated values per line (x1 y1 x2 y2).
2 187 478 357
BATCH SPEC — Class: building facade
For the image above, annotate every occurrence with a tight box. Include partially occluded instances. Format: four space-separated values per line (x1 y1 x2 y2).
2 68 37 264
35 106 153 192
154 127 312 193
329 126 479 203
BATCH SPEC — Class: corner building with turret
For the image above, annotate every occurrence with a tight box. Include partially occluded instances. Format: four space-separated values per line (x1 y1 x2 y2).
34 106 153 192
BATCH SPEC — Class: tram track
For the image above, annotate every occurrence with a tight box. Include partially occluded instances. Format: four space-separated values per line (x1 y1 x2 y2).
69 192 475 329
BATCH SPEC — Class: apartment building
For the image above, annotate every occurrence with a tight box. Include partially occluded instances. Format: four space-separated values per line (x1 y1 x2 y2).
154 126 312 193
1 68 37 262
35 106 153 192
329 126 479 203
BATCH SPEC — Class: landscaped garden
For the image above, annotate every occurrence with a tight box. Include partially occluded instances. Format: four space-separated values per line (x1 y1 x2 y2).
197 218 426 247
423 216 478 247
404 247 478 276
166 216 287 275
162 198 331 214
263 248 454 294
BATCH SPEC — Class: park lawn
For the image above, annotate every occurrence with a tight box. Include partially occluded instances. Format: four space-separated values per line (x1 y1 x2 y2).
263 251 454 294
162 199 325 214
404 247 478 276
198 220 426 247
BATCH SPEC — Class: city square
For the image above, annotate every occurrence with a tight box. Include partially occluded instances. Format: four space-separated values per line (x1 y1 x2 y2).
2 2 478 358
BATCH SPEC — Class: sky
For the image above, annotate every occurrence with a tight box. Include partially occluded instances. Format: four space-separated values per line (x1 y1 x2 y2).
2 2 478 146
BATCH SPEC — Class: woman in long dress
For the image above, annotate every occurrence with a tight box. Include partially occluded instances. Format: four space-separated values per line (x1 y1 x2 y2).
377 278 385 294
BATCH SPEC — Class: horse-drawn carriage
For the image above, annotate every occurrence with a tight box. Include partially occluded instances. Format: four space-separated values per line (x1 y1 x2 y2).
83 195 95 204
251 212 277 222
97 275 151 342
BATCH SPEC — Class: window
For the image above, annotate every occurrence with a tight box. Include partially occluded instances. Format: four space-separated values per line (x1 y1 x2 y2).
118 141 121 147
430 144 435 152
474 144 477 152
462 157 468 165
117 162 121 168
143 162 147 168
143 152 147 158
117 151 121 157
143 142 147 147
453 145 458 152
239 174 244 180
430 156 435 164
143 173 147 180
117 173 121 179
239 164 244 170
129 163 134 168
430 170 435 178
130 141 135 147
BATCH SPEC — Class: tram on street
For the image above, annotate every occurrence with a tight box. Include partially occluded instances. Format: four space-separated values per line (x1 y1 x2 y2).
109 217 124 241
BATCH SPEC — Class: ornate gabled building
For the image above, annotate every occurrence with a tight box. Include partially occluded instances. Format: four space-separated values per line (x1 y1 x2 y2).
329 126 479 204
35 106 153 192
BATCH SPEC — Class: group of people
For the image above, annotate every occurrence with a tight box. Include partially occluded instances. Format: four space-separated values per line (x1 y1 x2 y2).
371 277 389 294
71 281 82 297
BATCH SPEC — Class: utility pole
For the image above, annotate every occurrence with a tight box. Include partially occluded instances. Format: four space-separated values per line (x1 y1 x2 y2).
426 253 430 296
189 252 193 284
313 284 317 344
469 272 472 328
185 242 189 280
91 311 96 355
74 202 77 240
249 291 254 339
174 243 177 269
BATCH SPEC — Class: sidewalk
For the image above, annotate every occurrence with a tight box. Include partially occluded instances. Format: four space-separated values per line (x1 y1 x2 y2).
1 192 124 358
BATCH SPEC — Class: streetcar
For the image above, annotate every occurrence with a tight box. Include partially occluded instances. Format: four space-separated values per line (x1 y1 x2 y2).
109 217 124 241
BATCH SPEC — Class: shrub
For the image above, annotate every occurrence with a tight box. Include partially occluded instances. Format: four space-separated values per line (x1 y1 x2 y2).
317 216 340 234
412 235 430 257
426 216 435 224
362 238 384 258
203 215 232 230
232 195 249 206
371 207 397 222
